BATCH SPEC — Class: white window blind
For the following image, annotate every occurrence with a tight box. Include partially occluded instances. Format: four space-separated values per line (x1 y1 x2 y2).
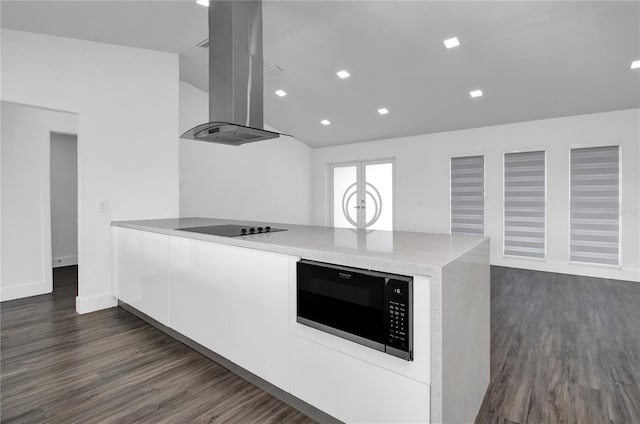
450 155 485 235
570 145 620 265
504 151 545 258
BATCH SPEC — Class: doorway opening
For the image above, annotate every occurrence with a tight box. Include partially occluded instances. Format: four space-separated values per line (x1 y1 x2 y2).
329 159 395 230
50 132 78 295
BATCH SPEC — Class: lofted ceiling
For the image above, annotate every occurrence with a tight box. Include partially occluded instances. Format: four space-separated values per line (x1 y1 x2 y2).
2 1 639 148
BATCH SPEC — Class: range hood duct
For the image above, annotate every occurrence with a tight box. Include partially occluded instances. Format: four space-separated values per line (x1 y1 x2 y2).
181 1 281 146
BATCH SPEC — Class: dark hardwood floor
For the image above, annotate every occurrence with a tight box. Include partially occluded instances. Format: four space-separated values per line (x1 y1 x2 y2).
1 266 316 424
2 266 639 423
476 266 640 424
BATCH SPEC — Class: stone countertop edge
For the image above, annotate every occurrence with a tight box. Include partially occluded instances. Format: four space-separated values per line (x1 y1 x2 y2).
111 217 488 277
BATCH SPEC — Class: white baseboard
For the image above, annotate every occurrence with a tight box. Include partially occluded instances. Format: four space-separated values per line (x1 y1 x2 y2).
491 256 640 282
52 255 78 268
76 293 118 314
1 280 52 302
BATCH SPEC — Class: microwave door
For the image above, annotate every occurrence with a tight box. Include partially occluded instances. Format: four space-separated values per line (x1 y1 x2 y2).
297 262 385 350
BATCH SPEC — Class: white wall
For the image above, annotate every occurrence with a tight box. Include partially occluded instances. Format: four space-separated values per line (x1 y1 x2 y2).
312 109 640 282
50 132 78 268
1 30 180 312
179 81 313 225
1 102 77 300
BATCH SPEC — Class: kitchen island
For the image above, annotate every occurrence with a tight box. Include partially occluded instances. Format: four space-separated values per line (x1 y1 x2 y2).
111 217 490 424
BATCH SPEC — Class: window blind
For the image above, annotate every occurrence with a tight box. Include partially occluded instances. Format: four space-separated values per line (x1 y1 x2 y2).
570 145 620 265
504 151 545 258
450 155 485 235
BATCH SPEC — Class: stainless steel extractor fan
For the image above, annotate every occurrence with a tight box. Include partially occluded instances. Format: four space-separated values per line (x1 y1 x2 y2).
181 1 283 146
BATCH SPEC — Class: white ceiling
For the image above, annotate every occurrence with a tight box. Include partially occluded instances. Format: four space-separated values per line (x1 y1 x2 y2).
2 1 639 148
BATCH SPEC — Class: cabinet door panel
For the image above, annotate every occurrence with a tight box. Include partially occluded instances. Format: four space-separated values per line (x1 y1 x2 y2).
169 238 232 357
227 247 290 391
291 335 430 424
113 227 141 306
139 231 170 325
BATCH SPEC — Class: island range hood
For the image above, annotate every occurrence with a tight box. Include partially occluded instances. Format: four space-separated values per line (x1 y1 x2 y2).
181 1 282 146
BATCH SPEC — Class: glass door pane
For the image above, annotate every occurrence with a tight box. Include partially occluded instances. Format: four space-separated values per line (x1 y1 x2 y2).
364 162 393 231
331 161 394 230
332 165 359 229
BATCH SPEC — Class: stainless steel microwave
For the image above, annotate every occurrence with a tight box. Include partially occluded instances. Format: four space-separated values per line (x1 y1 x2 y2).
296 259 413 361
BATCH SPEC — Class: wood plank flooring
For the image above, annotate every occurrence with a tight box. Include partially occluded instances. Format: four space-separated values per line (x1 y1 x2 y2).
1 266 316 424
2 266 639 423
476 266 640 424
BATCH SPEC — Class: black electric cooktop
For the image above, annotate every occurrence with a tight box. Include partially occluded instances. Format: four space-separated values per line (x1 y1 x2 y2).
176 224 287 237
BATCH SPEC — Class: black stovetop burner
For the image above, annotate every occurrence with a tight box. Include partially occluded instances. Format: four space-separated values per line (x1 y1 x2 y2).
176 224 287 237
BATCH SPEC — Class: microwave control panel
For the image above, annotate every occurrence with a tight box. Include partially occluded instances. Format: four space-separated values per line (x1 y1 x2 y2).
384 278 413 360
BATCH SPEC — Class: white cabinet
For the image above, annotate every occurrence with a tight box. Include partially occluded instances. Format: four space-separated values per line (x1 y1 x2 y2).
113 226 431 423
168 237 232 358
113 227 141 307
166 236 291 390
139 231 170 325
227 248 290 390
113 227 169 325
290 335 430 424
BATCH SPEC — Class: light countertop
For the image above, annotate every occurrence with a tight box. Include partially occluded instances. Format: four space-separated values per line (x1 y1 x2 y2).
111 217 488 276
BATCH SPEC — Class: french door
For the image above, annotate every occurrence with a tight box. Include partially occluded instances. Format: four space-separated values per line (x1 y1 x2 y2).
330 160 394 230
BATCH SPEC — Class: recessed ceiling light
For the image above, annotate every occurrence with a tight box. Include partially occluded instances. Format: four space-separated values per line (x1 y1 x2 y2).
275 89 287 97
631 60 640 69
443 37 460 49
196 0 209 7
321 120 331 126
469 90 483 98
336 70 350 79
377 108 389 115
